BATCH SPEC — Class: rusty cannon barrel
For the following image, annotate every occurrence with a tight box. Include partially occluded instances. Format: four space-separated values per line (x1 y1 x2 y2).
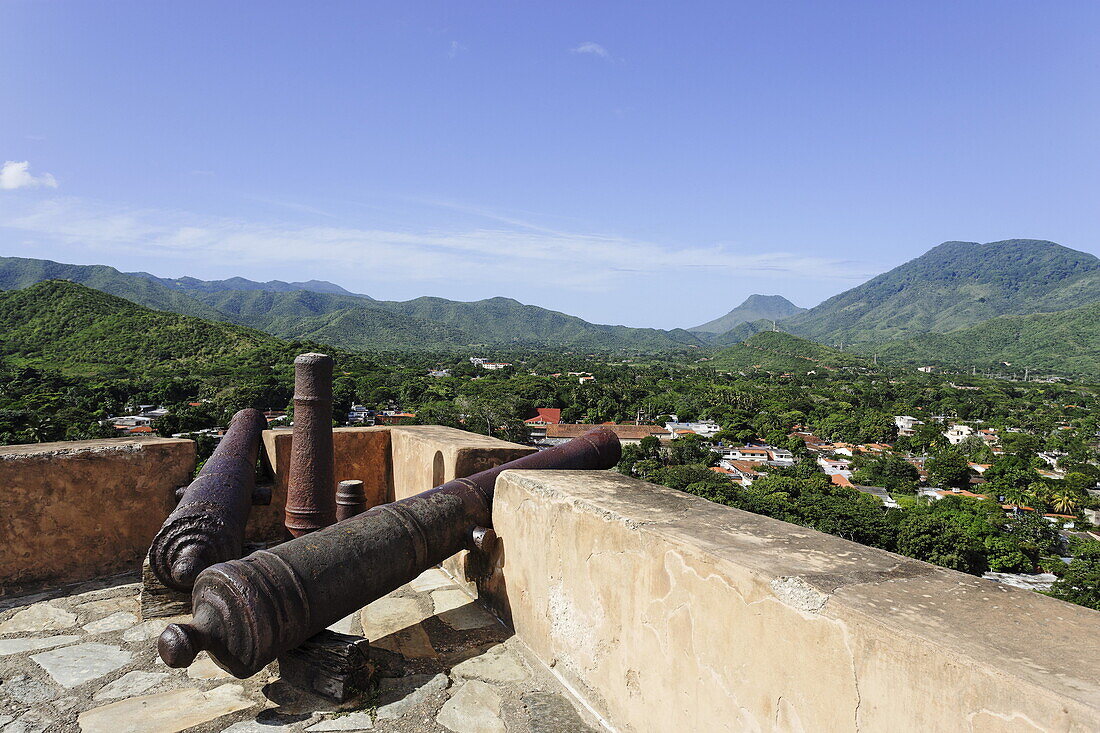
158 428 621 678
285 352 337 537
148 408 269 592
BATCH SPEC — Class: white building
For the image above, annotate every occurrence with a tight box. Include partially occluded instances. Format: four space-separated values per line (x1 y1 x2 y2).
664 420 721 438
944 424 974 445
894 415 924 436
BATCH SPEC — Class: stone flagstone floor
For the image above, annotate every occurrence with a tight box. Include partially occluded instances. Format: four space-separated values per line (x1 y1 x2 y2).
0 568 602 733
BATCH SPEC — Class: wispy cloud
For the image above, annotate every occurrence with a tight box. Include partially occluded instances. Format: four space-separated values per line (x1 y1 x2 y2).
0 161 58 191
448 40 466 58
0 197 871 295
571 42 610 59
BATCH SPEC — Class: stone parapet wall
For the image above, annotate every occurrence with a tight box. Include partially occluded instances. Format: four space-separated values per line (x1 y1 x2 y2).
0 437 195 591
0 426 532 594
490 469 1100 732
387 425 534 501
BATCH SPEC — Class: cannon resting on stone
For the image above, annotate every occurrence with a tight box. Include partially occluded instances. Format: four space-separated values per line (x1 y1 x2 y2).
147 407 270 592
158 427 621 678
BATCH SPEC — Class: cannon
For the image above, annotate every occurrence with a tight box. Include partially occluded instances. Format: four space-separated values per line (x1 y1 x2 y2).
158 427 621 678
147 408 269 592
285 352 337 537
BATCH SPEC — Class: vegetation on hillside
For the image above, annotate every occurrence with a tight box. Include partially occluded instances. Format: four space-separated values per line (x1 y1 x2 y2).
785 239 1100 342
709 331 871 372
865 302 1100 380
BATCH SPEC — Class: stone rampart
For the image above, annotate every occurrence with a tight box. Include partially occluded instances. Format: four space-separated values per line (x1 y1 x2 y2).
488 469 1100 732
0 437 195 591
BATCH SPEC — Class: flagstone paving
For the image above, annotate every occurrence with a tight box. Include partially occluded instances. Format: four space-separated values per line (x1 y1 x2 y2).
0 567 602 732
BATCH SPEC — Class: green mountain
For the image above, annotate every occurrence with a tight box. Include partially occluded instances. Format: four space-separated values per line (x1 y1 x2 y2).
0 257 226 321
0 281 309 375
709 331 871 373
866 302 1100 380
0 256 705 352
689 294 805 334
709 319 775 346
784 240 1100 343
142 273 370 298
185 289 373 329
372 296 704 350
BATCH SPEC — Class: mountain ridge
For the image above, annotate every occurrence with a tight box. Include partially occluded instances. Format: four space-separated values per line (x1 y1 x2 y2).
689 294 805 334
783 239 1100 342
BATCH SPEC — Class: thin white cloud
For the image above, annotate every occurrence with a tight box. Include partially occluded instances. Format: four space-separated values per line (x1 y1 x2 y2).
0 161 58 190
571 42 610 59
0 197 872 296
448 40 466 58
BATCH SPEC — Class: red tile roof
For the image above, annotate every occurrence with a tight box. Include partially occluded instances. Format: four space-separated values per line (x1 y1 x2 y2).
524 408 562 425
545 424 670 440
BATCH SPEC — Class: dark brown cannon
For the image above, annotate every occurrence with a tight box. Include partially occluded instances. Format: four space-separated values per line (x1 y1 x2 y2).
158 428 621 678
147 408 269 592
285 352 337 537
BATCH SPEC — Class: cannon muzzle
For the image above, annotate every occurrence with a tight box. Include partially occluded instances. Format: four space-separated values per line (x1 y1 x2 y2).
159 427 620 677
148 408 269 592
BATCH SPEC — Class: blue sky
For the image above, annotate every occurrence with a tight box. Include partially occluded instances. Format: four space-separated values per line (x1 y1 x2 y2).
3 1 1099 329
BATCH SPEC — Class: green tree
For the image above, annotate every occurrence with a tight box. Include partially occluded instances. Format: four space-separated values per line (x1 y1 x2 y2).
926 451 970 489
1048 542 1100 610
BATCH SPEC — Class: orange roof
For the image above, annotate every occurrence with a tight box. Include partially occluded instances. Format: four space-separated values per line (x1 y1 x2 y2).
724 460 760 474
710 466 734 474
675 429 696 434
129 426 154 433
831 473 853 487
936 489 988 499
545 424 670 440
524 408 562 425
1044 513 1076 519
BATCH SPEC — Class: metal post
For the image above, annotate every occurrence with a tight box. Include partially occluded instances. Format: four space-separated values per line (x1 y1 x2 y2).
336 480 368 522
285 353 336 537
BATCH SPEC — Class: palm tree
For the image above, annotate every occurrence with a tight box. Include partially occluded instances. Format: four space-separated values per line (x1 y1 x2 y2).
1050 489 1080 515
1027 482 1053 512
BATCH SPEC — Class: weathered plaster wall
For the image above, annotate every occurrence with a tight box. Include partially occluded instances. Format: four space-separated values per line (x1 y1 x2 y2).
259 427 392 539
0 438 195 590
387 425 534 501
492 470 1100 733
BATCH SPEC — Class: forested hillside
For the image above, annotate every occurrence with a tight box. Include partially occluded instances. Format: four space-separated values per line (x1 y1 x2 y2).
867 302 1100 379
785 240 1100 342
709 331 871 372
0 280 310 375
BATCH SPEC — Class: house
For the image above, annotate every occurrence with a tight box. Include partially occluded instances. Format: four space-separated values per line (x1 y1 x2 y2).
894 416 924 436
723 447 771 463
664 420 721 438
716 460 761 485
524 408 563 440
541 424 669 447
428 369 451 378
347 405 374 424
524 408 562 426
944 424 974 445
817 456 852 474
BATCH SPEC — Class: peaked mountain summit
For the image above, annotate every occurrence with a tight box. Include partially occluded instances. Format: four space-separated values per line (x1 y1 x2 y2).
784 239 1100 342
689 294 805 334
